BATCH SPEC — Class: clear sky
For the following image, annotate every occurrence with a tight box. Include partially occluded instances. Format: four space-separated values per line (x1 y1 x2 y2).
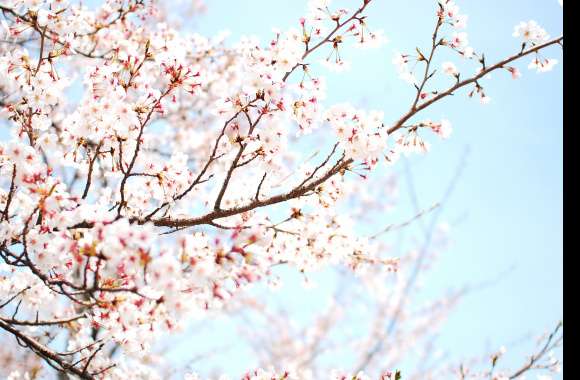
185 0 563 377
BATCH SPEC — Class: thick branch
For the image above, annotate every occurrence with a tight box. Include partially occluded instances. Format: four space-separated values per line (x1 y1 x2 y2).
152 157 352 228
0 318 95 379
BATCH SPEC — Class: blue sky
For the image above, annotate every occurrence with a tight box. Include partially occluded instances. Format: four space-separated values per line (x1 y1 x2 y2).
186 0 563 377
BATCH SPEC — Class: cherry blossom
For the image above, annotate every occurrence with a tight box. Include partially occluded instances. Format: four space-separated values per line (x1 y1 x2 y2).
513 20 550 45
529 57 559 73
442 61 459 77
0 0 563 379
